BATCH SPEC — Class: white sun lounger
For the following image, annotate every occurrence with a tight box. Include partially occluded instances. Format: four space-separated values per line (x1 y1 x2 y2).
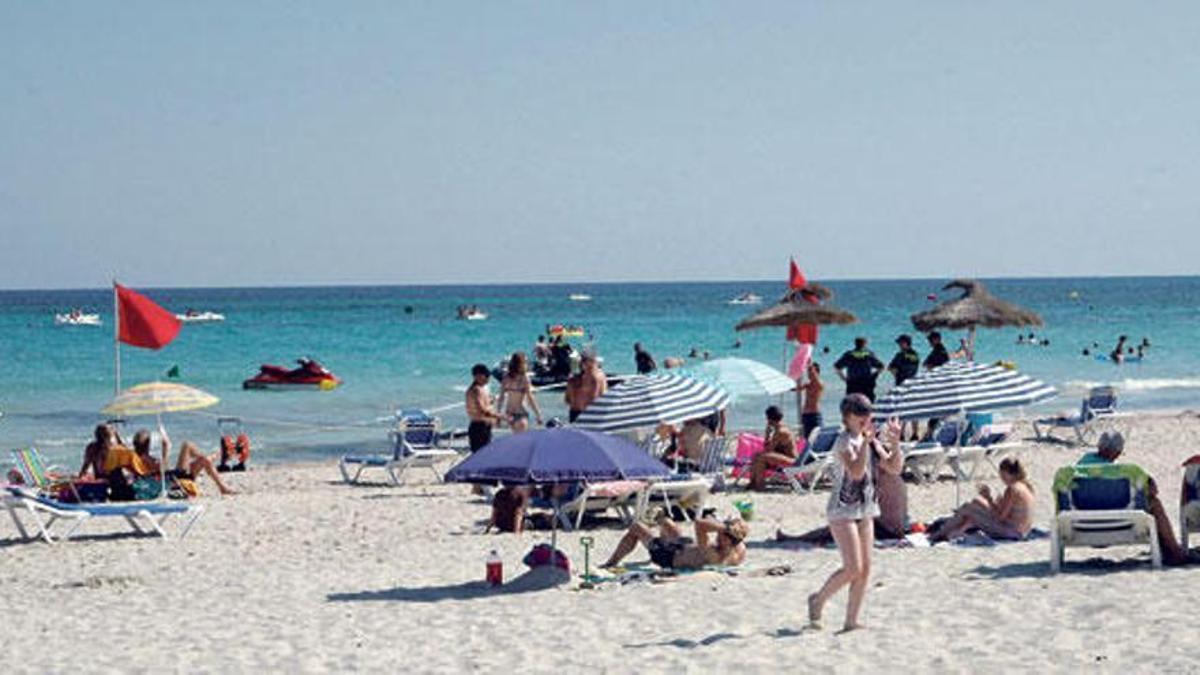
4 487 203 543
1049 463 1161 573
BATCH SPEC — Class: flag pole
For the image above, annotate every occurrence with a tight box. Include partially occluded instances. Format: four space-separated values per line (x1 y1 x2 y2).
113 279 121 395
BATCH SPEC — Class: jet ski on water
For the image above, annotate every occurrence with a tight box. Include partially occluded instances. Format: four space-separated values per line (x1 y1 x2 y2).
243 357 341 390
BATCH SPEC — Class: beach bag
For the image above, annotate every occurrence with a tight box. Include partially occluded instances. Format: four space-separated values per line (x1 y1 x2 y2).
522 544 570 573
168 478 199 500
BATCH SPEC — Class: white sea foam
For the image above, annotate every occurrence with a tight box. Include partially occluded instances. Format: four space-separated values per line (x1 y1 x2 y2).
1064 377 1200 392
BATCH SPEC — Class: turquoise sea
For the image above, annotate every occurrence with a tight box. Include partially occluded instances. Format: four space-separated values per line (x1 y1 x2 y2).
2 277 1198 466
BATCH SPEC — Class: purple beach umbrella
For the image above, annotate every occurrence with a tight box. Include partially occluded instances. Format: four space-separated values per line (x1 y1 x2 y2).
444 428 669 485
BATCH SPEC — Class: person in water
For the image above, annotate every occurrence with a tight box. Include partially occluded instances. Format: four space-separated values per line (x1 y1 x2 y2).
1110 335 1128 363
498 352 543 432
132 429 237 496
602 511 749 570
748 406 797 491
807 395 901 632
633 342 657 375
578 354 608 410
927 458 1033 542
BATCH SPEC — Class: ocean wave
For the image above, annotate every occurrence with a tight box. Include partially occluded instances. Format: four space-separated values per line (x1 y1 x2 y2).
1064 378 1200 392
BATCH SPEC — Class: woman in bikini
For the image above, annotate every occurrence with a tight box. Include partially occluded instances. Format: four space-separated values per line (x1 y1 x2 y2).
807 394 901 632
928 457 1034 542
497 352 543 433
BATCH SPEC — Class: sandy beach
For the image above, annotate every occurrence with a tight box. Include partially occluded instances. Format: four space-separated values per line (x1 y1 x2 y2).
4 411 1200 673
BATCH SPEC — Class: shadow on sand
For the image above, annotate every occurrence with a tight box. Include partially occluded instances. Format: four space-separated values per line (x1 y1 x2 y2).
327 567 569 604
624 632 747 650
963 556 1157 580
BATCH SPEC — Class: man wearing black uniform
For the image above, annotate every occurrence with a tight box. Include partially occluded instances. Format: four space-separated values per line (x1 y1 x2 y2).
834 337 885 402
924 331 950 370
888 334 921 387
633 342 657 375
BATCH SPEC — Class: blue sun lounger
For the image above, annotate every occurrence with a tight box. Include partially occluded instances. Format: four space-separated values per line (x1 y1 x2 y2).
339 410 460 485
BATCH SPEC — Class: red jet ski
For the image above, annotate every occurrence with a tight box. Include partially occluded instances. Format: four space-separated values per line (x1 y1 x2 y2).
243 358 341 390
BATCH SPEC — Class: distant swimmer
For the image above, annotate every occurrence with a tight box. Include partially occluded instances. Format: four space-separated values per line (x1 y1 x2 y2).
1110 335 1128 363
733 339 743 349
1082 348 1091 356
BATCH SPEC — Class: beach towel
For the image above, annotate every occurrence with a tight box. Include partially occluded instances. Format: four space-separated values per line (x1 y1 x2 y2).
730 433 806 480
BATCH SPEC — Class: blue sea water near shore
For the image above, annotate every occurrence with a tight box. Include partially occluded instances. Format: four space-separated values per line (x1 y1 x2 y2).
2 277 1198 466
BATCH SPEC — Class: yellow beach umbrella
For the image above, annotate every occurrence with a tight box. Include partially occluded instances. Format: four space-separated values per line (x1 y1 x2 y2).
102 382 219 499
103 381 219 417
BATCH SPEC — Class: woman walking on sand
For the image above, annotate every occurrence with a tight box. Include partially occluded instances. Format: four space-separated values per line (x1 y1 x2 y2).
807 394 901 632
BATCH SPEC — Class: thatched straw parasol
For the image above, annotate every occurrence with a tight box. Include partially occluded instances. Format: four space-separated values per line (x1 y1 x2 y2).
910 279 1043 358
735 302 857 331
737 283 856 331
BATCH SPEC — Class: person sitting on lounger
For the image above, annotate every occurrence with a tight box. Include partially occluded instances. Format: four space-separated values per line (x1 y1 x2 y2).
1075 432 1193 565
132 429 237 496
749 406 797 491
601 512 749 570
79 423 126 478
927 458 1034 542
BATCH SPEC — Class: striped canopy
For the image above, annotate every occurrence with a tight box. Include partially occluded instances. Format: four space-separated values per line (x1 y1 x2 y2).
872 361 1056 420
684 358 795 400
102 382 219 417
573 374 731 433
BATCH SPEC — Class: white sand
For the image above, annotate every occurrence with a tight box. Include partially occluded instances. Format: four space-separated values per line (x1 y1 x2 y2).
4 412 1199 673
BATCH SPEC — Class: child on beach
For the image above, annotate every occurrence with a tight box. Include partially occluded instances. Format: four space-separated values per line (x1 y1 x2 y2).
927 458 1033 542
807 394 901 632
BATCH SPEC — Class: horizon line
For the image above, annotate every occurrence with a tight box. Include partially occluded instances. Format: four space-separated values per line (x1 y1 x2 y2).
1 270 1197 294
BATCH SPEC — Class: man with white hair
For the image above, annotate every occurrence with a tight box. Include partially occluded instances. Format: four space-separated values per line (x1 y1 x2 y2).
1078 432 1193 565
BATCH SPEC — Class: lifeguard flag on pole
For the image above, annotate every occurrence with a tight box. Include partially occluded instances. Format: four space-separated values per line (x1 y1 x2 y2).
786 258 819 344
116 284 181 349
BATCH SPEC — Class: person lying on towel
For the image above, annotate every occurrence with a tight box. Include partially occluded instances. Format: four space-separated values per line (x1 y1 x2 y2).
601 512 748 570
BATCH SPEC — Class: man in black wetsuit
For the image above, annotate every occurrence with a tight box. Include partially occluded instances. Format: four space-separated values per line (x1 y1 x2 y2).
634 342 657 375
834 337 885 402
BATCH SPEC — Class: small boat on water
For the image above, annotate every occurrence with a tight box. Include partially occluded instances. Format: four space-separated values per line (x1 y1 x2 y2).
176 309 225 323
457 305 488 321
568 293 592 302
243 358 341 390
727 293 763 305
55 310 101 326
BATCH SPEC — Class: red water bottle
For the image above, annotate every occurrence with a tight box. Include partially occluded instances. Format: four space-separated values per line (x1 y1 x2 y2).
486 550 503 587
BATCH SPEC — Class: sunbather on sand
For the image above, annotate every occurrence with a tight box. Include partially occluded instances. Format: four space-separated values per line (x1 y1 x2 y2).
1077 432 1193 565
132 429 237 496
601 512 748 570
927 458 1034 542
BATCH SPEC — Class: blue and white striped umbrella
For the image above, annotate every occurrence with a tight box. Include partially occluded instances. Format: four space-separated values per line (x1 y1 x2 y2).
872 361 1056 420
574 374 732 433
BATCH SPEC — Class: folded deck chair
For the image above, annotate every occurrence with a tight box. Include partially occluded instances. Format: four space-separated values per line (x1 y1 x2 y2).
10 447 100 503
1049 463 1161 573
339 410 459 485
1033 386 1118 445
5 486 203 543
781 426 842 495
1180 461 1200 550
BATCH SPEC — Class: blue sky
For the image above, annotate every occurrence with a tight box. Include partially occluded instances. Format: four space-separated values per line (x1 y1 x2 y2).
2 2 1197 289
